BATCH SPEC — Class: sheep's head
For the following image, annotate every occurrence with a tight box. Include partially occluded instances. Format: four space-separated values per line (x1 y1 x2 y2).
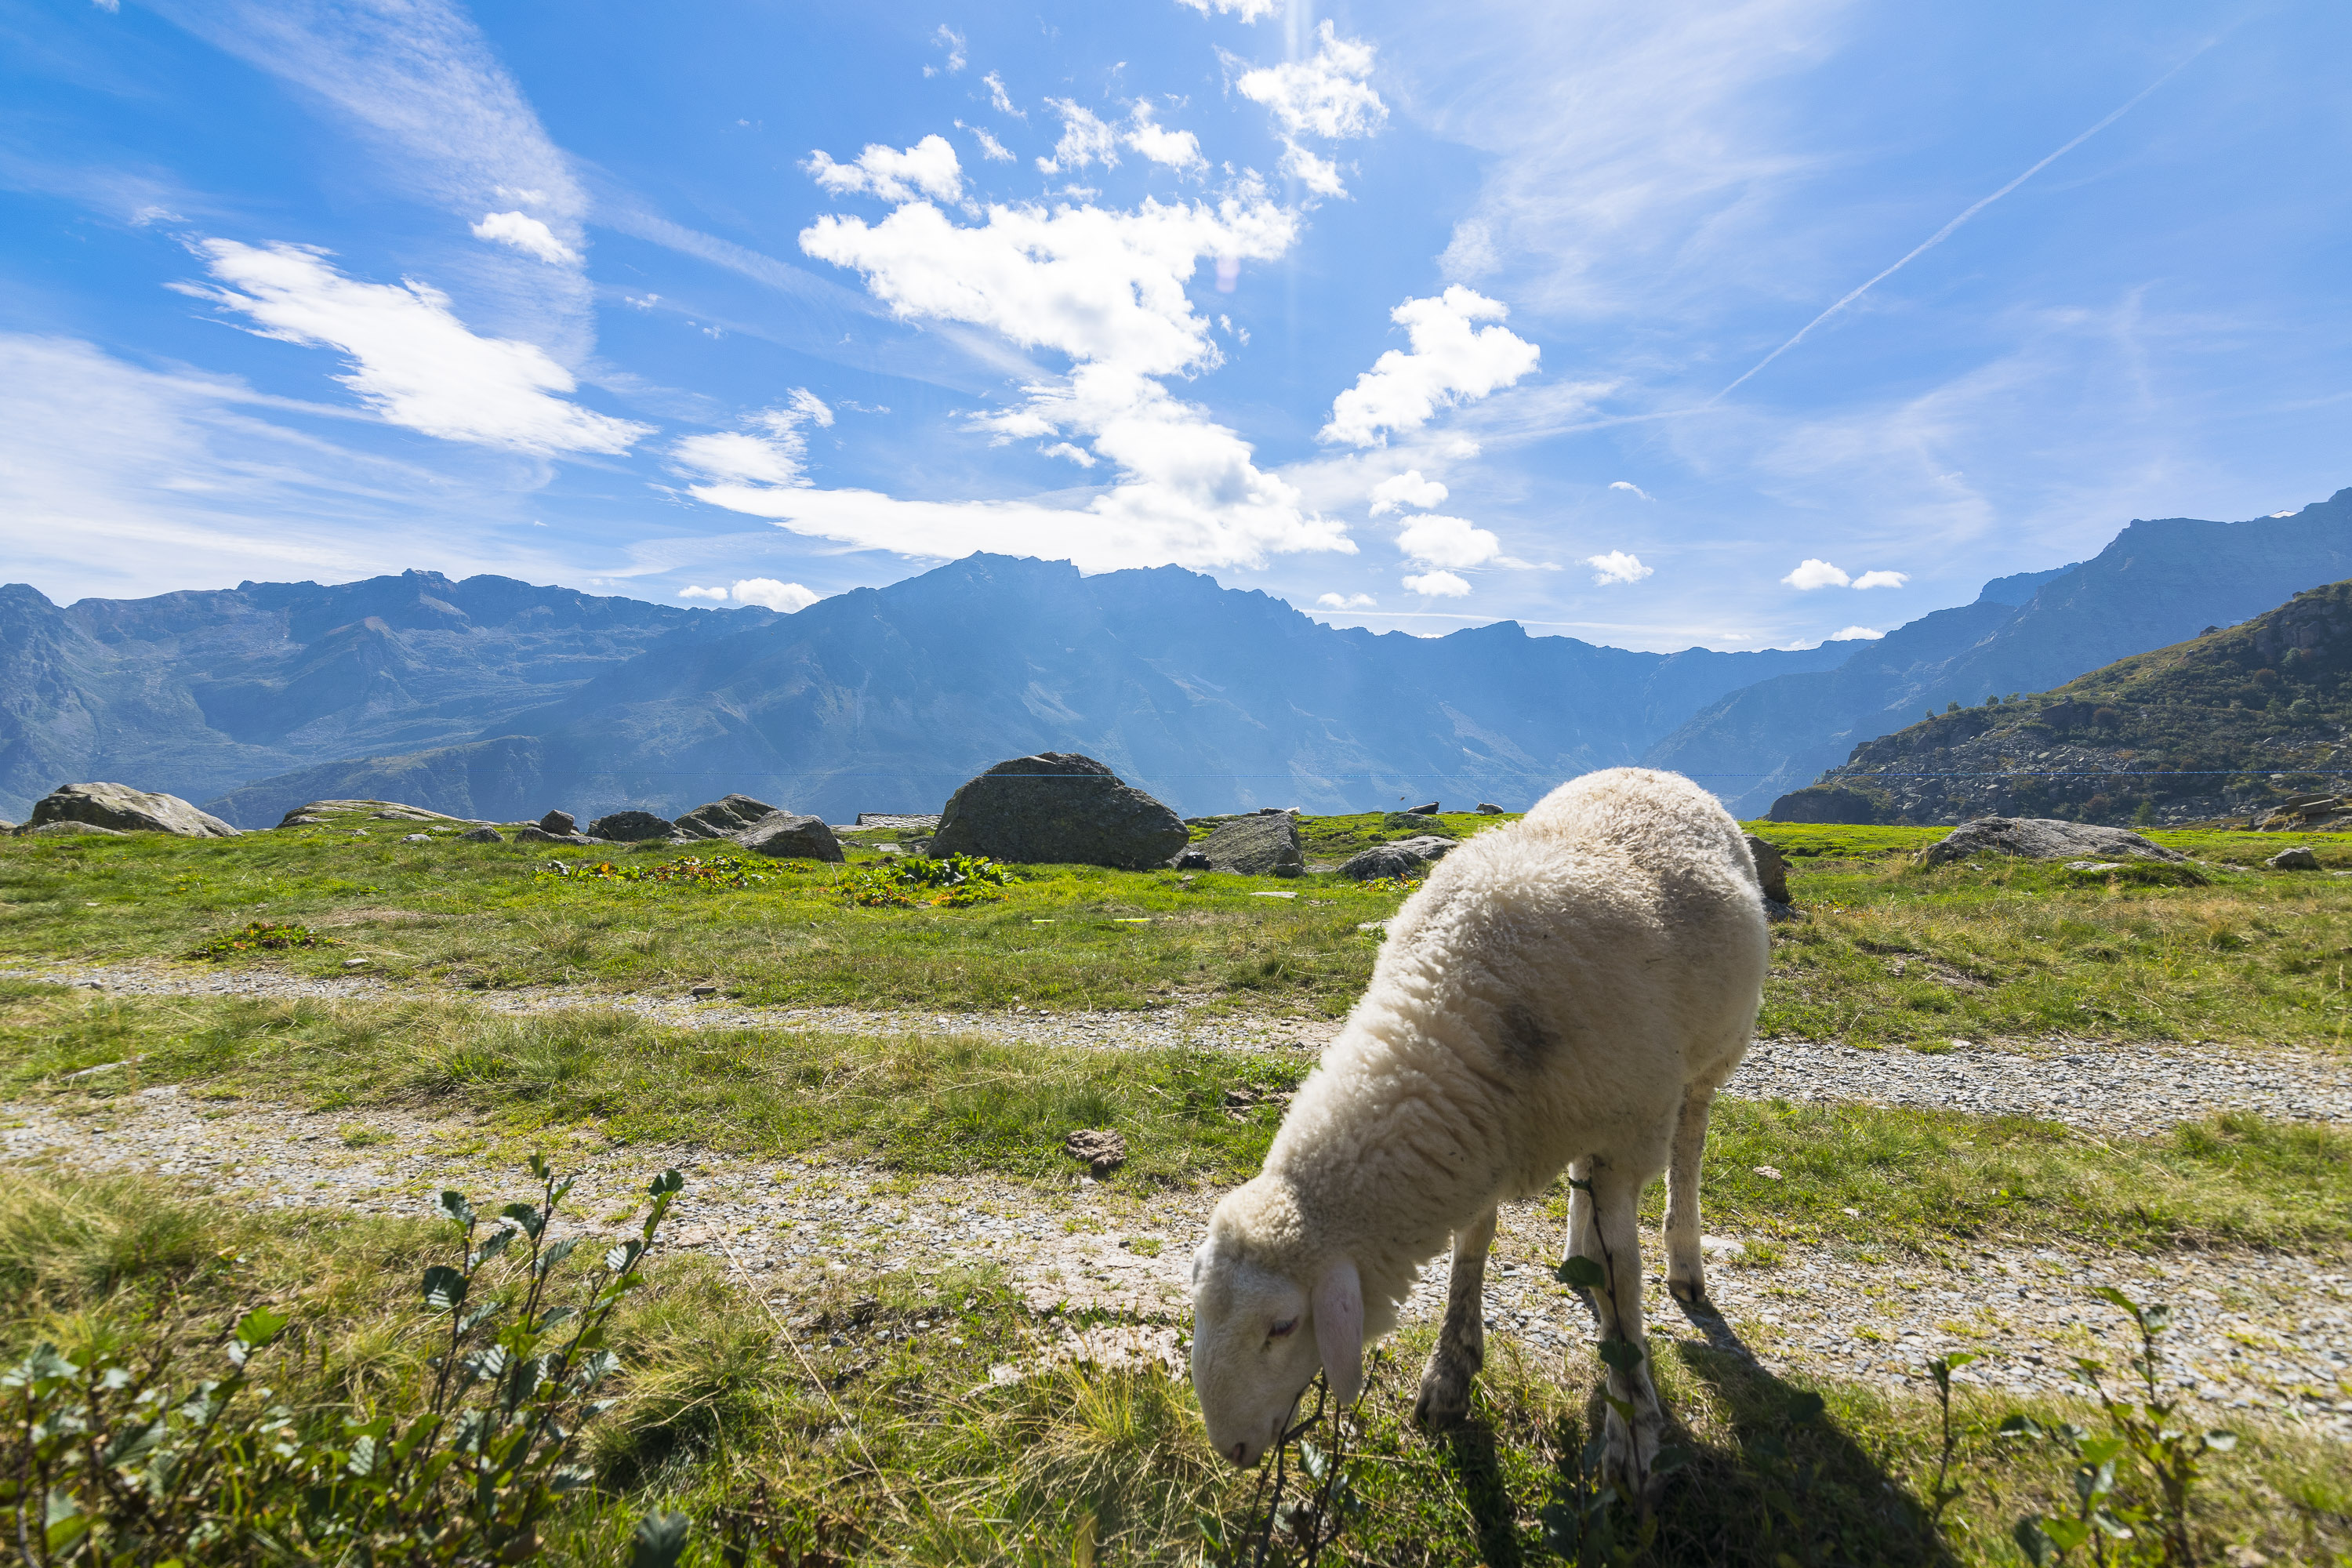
1189 1180 1361 1468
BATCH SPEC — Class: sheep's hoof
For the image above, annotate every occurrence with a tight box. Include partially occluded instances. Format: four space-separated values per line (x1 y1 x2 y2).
1412 1359 1476 1430
1667 1276 1709 1308
1602 1409 1665 1503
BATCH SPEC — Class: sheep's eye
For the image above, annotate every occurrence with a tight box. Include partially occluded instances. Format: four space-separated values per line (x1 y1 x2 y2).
1269 1318 1298 1338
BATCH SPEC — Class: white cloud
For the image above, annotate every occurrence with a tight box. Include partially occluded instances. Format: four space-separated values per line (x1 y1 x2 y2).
1438 218 1497 280
1780 557 1850 590
1040 441 1096 466
677 585 731 601
1236 20 1385 198
805 135 964 205
175 238 650 455
1402 569 1472 597
724 184 1347 572
1316 591 1377 609
670 394 830 486
1584 550 1653 585
1127 103 1207 172
1367 469 1447 516
1037 100 1120 174
1608 479 1653 499
470 209 579 265
956 121 1015 162
1396 513 1500 570
1828 624 1885 640
929 24 967 74
731 577 819 612
1177 0 1278 19
1319 286 1541 447
1852 568 1909 590
1237 22 1385 140
983 71 1025 118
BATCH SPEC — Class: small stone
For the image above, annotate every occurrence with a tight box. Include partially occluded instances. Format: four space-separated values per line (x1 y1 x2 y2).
1700 1235 1746 1258
1064 1127 1126 1177
1475 802 1505 814
343 958 369 968
2268 846 2321 871
401 833 431 844
459 826 503 844
1752 1165 1783 1181
691 985 720 997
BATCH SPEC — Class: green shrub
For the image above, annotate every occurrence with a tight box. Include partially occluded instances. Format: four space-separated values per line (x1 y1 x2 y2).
184 921 334 960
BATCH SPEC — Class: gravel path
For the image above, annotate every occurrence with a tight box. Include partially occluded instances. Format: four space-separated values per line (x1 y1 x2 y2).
5 1089 2347 1439
12 961 2352 1135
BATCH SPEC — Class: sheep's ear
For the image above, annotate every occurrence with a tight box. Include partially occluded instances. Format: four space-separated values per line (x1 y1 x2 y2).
1312 1256 1363 1406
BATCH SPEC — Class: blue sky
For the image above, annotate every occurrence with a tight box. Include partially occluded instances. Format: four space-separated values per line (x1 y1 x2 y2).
3 0 2346 651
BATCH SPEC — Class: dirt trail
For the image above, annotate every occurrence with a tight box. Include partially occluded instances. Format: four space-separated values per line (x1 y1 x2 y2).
5 1087 2347 1439
11 961 2352 1134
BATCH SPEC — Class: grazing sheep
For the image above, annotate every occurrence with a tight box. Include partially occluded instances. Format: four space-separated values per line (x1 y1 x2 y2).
1189 768 1769 1487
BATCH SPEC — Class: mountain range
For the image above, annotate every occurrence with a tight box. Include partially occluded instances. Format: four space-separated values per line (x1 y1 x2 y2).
1780 576 2352 826
5 487 2350 829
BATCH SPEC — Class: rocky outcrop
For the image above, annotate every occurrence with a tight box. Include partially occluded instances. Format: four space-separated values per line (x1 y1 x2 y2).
587 810 676 842
27 782 239 838
927 753 1185 870
1766 785 1894 825
1336 835 1457 880
735 811 844 862
676 795 777 839
1744 833 1792 906
20 820 129 837
1192 813 1306 877
1918 817 2190 867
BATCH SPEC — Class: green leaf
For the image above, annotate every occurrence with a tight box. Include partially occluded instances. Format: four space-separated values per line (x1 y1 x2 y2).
1942 1350 1980 1371
346 1434 378 1477
1555 1255 1606 1290
604 1240 644 1273
1298 1439 1329 1482
473 1229 514 1267
235 1306 289 1347
629 1510 691 1568
2089 1284 2139 1317
535 1236 581 1277
650 1168 684 1198
437 1189 475 1229
1596 1338 1645 1374
501 1201 545 1240
421 1265 468 1312
2205 1429 2238 1452
2013 1516 2056 1567
2042 1515 2091 1552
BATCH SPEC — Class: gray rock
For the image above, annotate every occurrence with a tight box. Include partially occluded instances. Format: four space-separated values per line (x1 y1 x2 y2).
18 820 132 837
1382 811 1440 831
927 753 1185 870
1171 847 1213 870
278 815 330 827
29 782 240 838
1337 835 1458 880
587 809 676 842
515 826 602 846
1193 812 1307 877
537 810 576 836
1919 817 2191 868
1407 800 1440 815
459 826 503 844
1744 833 1792 906
675 794 777 839
2269 846 2322 871
1475 802 1505 815
734 811 844 862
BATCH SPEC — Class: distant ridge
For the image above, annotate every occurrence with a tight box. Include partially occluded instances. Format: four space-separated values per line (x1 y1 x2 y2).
1642 488 2352 812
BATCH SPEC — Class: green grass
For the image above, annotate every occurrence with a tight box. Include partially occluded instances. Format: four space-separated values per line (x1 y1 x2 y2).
3 1164 2343 1566
8 986 2347 1255
0 828 1417 1014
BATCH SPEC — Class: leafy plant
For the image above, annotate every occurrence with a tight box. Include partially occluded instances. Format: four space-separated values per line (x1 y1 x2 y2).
0 1154 688 1566
564 854 771 890
183 920 335 959
1999 1286 2237 1566
839 854 1020 909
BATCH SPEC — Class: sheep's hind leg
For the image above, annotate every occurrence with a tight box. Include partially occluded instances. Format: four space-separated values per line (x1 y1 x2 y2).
1413 1207 1497 1430
1586 1163 1664 1496
1664 1084 1715 1305
1561 1156 1602 1317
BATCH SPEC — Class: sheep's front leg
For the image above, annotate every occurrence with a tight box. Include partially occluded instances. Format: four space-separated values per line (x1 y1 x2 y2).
1664 1084 1715 1305
1412 1207 1496 1430
1586 1164 1664 1495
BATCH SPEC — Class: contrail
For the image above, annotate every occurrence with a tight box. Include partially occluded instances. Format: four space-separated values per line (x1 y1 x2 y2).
1707 44 2213 406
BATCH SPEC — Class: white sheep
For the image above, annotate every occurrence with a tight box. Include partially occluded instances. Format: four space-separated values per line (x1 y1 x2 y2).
1189 767 1769 1487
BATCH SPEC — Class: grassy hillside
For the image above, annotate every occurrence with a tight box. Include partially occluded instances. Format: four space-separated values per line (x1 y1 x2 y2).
1777 577 2352 826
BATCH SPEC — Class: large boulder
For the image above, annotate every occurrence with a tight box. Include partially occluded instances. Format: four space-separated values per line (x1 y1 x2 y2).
28 782 239 838
735 811 844 862
1193 813 1306 877
927 753 1185 869
1744 833 1792 906
1766 785 1891 825
1337 835 1457 880
587 810 676 842
1919 817 2191 868
538 810 577 836
676 794 778 839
